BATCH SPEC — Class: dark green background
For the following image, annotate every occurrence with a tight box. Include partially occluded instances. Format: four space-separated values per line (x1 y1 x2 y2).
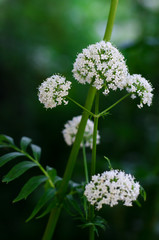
0 0 159 239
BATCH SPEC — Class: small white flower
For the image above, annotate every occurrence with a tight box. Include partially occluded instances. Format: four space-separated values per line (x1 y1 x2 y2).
38 75 71 109
72 41 128 94
126 74 153 108
84 169 140 209
62 115 100 149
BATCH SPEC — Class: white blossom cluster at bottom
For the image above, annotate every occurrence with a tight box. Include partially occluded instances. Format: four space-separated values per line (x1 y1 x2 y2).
84 169 140 209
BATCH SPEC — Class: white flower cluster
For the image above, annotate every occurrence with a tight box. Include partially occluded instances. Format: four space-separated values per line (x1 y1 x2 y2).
72 41 128 94
126 74 153 108
38 75 71 109
72 41 154 108
62 115 100 149
84 169 140 209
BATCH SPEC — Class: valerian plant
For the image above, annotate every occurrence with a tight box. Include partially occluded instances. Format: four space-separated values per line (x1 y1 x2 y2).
0 0 153 240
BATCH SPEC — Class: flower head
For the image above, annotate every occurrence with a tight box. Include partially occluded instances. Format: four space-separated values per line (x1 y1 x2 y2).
62 115 100 149
38 75 71 109
84 169 140 209
72 41 128 94
126 74 153 108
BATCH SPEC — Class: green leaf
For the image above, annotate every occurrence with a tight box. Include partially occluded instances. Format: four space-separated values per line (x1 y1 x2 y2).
69 180 81 189
140 186 146 201
93 216 107 231
54 176 62 188
31 144 41 161
20 137 32 151
26 188 56 222
65 195 84 218
46 166 57 182
0 152 25 167
80 216 107 236
0 144 12 148
36 198 57 219
13 175 47 202
0 135 14 145
135 200 141 207
2 161 37 183
45 166 57 190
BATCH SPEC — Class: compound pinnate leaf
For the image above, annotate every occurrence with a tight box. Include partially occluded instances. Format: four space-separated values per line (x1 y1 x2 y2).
2 161 37 183
13 175 47 203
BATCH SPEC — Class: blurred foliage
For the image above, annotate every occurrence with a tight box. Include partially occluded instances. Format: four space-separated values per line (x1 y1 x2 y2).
0 0 159 239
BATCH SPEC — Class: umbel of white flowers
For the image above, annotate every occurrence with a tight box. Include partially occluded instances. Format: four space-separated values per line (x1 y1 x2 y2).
38 41 153 109
72 41 153 108
84 169 140 209
126 74 153 108
38 75 71 109
62 115 100 149
73 41 128 93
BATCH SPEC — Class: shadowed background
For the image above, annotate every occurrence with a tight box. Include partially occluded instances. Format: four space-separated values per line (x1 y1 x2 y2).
0 0 159 239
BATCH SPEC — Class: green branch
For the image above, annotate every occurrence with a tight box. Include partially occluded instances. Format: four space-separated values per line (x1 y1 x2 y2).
98 93 131 118
67 96 96 118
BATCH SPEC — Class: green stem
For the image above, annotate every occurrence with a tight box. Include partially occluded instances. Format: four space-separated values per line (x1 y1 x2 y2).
82 142 89 220
104 156 113 170
103 0 119 42
82 142 89 184
98 93 131 118
42 86 96 240
89 228 95 240
89 92 99 240
91 92 99 176
42 206 62 240
89 0 119 239
67 96 96 118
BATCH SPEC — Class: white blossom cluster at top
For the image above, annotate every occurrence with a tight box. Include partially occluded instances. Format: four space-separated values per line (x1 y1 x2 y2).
84 169 140 209
62 115 100 149
72 41 128 92
72 41 153 108
38 75 71 109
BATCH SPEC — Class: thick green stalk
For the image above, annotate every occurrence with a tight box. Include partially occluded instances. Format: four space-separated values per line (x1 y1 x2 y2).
103 0 119 42
42 206 62 240
42 86 96 240
89 228 95 240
